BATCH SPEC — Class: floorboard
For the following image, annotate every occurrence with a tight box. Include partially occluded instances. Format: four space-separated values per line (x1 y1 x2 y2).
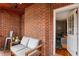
56 48 71 56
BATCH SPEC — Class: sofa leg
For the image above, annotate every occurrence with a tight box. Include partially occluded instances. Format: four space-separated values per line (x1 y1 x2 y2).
11 51 15 56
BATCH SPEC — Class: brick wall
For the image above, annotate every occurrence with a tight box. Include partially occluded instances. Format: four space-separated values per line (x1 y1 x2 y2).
21 14 25 37
24 4 50 56
0 10 20 48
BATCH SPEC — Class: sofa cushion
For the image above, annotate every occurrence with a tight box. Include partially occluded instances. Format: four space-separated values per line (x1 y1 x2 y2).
21 36 30 47
16 48 31 56
10 44 25 54
28 38 39 49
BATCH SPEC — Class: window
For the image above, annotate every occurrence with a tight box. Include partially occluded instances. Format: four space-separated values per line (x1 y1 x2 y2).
68 15 74 35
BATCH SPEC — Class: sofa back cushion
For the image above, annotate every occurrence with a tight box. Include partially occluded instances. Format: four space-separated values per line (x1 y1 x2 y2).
28 38 39 49
21 36 30 47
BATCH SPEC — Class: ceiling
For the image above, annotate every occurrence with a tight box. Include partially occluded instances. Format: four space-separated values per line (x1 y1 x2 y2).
0 3 33 15
56 10 71 20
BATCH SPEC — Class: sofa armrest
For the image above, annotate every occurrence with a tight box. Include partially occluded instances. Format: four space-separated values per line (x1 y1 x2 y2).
28 50 40 56
25 44 43 56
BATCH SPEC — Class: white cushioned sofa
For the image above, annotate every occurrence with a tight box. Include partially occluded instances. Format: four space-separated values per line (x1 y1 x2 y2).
10 36 42 56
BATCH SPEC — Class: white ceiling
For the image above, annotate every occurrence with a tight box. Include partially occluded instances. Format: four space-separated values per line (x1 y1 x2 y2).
56 10 71 20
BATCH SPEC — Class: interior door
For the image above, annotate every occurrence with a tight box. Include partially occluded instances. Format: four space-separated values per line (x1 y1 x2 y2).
67 9 78 56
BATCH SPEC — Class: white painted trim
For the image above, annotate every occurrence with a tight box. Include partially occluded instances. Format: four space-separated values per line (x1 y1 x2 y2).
53 10 56 55
55 4 79 13
53 3 79 55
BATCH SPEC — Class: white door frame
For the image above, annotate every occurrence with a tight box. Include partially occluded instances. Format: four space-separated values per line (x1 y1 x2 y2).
53 3 79 55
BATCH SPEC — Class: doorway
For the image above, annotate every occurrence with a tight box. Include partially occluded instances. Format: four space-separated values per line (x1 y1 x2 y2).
56 19 68 56
53 4 79 56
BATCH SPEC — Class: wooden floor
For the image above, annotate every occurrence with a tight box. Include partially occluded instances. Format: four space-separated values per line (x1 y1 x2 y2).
0 48 71 56
0 50 11 56
56 48 71 56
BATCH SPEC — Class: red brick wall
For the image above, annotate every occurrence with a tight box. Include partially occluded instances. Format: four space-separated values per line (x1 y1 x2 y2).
21 14 25 37
24 4 50 56
0 10 20 48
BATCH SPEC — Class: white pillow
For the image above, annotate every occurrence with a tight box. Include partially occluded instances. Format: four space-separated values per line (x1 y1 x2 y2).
21 36 30 47
28 38 39 49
